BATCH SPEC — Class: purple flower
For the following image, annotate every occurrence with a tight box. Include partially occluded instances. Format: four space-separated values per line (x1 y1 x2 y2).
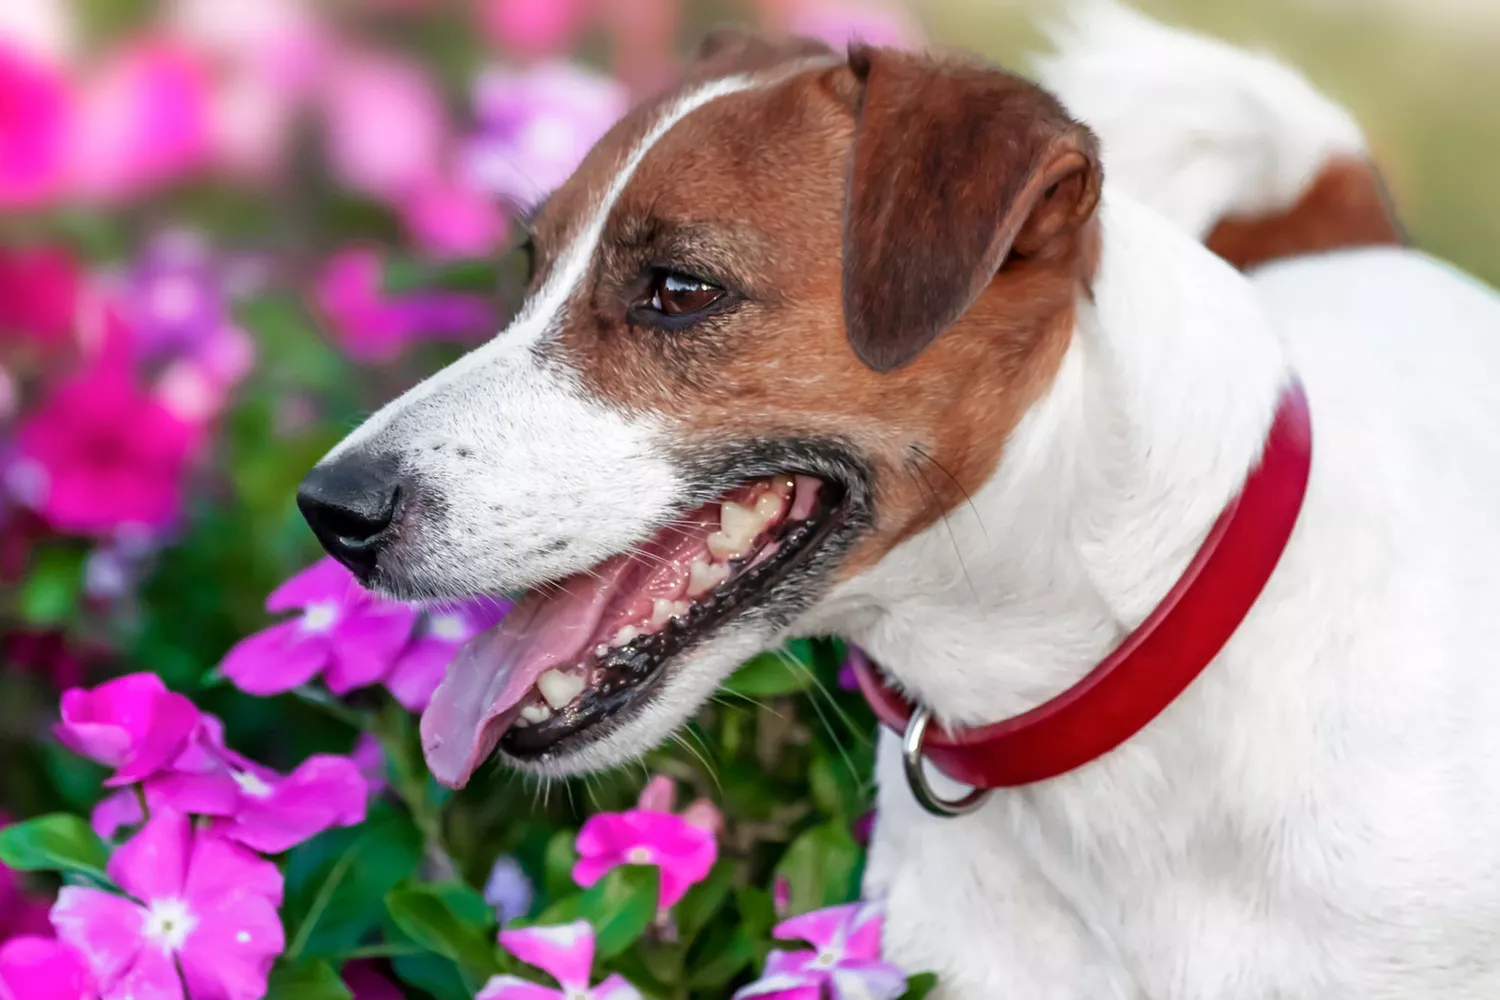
122 229 225 360
386 599 510 712
459 62 627 208
51 811 283 1000
733 903 907 1000
320 48 446 201
220 556 419 696
573 777 718 910
53 672 200 787
479 921 641 1000
0 936 95 1000
483 854 534 926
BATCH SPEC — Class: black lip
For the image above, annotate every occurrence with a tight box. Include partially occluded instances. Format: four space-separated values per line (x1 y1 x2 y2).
496 449 868 762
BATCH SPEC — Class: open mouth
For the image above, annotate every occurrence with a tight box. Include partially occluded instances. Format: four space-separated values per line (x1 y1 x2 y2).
420 473 846 786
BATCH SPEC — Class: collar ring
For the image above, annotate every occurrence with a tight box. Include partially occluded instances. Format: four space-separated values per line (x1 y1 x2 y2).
902 705 990 818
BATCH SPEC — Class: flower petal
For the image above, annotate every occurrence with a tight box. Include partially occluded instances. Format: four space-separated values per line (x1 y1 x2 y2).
218 754 367 854
108 810 191 901
219 619 330 696
730 973 823 1000
842 904 885 962
635 776 675 814
0 936 95 1000
108 946 184 1000
49 887 144 993
106 689 200 786
177 882 283 1000
182 827 284 909
383 634 458 712
324 606 418 694
590 973 644 1000
474 975 560 1000
774 903 864 952
498 921 594 991
828 962 909 1000
91 790 145 841
265 557 359 613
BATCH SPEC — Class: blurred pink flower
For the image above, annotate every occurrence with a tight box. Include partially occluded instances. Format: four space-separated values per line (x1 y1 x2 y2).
0 936 94 1000
53 672 200 787
636 774 724 838
573 778 718 909
51 811 283 1000
220 556 419 695
351 731 387 795
0 244 80 348
386 599 510 712
10 343 201 536
321 49 446 201
785 0 922 49
479 0 591 57
70 37 213 203
460 62 627 208
313 247 496 362
0 42 73 212
733 903 906 1000
399 171 508 260
482 921 641 1000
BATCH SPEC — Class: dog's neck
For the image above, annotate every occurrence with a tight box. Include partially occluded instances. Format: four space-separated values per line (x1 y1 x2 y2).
818 192 1291 728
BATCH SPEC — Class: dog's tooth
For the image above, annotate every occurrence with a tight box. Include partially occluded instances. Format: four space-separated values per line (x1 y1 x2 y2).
520 703 552 724
687 559 729 596
594 644 610 659
538 669 585 710
513 715 531 728
755 491 786 522
719 500 761 540
613 625 640 647
650 598 678 627
707 530 751 560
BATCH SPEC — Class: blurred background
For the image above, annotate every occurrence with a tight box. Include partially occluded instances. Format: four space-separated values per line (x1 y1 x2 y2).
0 0 1495 966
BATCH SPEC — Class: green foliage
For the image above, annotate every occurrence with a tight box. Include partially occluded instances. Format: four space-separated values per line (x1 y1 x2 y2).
0 813 115 888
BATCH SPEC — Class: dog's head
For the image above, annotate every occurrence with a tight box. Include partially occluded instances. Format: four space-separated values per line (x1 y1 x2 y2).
297 32 1103 783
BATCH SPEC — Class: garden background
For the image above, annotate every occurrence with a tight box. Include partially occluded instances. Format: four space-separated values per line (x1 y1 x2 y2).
0 0 1495 998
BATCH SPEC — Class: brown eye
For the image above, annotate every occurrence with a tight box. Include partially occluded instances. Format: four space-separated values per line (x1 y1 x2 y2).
646 270 722 317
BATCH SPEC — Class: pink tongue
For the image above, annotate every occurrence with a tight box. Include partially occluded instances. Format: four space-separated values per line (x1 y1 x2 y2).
420 556 633 788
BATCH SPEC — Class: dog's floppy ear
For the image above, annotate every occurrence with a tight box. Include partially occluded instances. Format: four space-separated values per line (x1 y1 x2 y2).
842 46 1103 372
686 26 834 79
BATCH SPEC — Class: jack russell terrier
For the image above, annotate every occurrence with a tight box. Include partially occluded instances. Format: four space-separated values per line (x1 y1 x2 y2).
296 3 1500 996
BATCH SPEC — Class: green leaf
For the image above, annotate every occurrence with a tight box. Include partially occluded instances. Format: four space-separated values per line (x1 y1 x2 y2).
390 952 472 1000
0 814 113 886
773 822 862 915
20 545 87 626
542 828 579 903
722 645 814 699
575 864 659 960
685 923 755 990
264 959 353 1000
283 805 423 959
899 972 940 1000
385 882 501 978
673 860 736 947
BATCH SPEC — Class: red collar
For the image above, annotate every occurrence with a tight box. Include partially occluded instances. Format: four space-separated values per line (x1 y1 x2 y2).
853 379 1313 792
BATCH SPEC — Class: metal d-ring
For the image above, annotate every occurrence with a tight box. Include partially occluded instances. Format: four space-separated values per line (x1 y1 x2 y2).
902 705 991 818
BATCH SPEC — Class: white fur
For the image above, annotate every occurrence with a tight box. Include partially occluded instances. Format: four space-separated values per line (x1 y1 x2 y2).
1034 0 1368 240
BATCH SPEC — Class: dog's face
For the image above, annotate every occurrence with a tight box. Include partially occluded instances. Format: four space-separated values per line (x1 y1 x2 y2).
297 33 1103 784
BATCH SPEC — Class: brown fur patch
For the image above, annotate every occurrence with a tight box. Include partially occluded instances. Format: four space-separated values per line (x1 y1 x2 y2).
538 49 1100 577
1206 156 1404 271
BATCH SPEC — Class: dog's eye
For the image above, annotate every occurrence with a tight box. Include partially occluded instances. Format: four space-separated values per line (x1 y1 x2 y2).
643 270 723 317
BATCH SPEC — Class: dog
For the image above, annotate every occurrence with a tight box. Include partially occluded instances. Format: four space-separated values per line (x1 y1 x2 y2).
296 4 1500 997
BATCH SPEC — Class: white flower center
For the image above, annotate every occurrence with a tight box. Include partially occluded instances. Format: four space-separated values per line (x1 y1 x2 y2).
232 769 275 799
143 897 198 954
301 600 340 634
429 613 467 642
811 948 841 970
626 846 653 865
149 275 201 323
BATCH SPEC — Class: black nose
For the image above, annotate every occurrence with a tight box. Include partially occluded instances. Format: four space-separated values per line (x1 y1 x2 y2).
297 452 403 578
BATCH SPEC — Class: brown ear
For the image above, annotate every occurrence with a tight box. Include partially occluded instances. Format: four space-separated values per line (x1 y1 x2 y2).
685 26 834 81
842 46 1103 372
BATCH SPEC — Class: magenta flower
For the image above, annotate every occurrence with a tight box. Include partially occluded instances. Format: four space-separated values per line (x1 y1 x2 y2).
220 556 419 696
69 36 213 203
320 49 446 201
51 811 283 1000
0 42 72 212
480 921 641 1000
398 171 507 261
0 244 80 348
459 62 627 208
10 343 201 536
478 0 590 56
312 247 496 362
53 673 200 787
733 903 907 1000
573 777 718 910
386 599 510 712
0 936 95 1000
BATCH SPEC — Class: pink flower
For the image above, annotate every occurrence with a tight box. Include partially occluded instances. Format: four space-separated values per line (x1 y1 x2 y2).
785 0 922 49
312 247 496 362
220 556 419 696
70 36 213 203
398 171 507 261
386 599 510 712
733 903 907 1000
573 777 718 910
51 811 283 1000
460 62 627 208
0 244 80 348
1 816 55 941
11 345 201 536
53 673 200 787
0 936 94 1000
320 49 446 201
478 0 591 56
480 921 640 1000
0 42 73 212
